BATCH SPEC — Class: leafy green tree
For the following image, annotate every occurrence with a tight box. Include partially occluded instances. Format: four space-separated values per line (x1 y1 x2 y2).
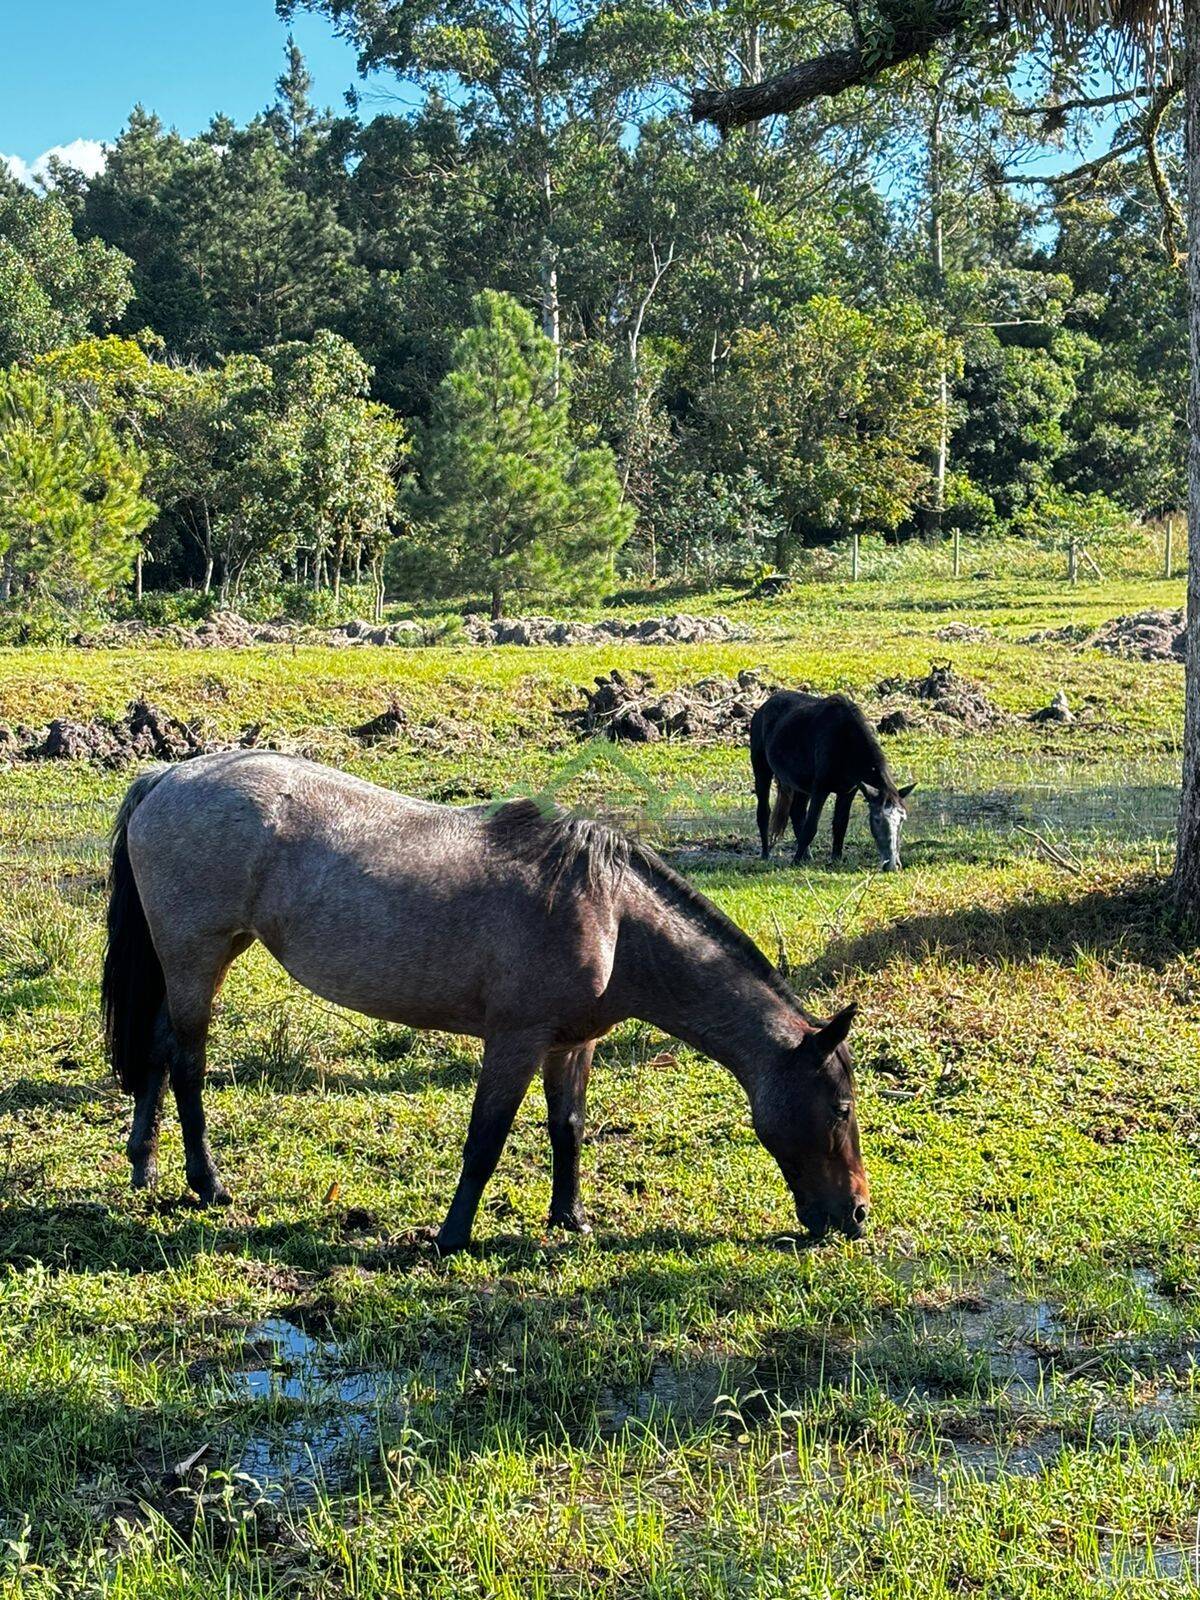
412 291 631 617
0 367 153 600
701 295 953 564
0 189 133 363
265 330 409 600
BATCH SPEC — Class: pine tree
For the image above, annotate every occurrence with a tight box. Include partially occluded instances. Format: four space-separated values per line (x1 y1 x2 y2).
0 367 153 600
414 291 632 618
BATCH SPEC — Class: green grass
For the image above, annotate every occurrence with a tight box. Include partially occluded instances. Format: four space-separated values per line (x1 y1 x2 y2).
0 569 1198 1596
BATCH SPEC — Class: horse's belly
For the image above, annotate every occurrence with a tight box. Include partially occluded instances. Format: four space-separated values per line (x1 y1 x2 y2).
255 922 488 1035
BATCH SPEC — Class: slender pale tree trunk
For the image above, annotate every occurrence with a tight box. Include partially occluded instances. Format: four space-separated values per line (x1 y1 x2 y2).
918 82 948 539
1174 0 1200 911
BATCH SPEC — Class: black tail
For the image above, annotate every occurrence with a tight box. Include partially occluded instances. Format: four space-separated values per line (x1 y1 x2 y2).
102 770 169 1096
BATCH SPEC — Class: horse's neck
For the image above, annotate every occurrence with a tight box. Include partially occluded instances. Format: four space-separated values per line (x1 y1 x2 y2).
614 870 806 1091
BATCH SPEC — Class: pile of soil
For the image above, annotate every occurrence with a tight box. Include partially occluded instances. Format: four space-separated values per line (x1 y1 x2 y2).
748 574 793 599
348 697 481 752
1024 609 1186 663
1030 689 1073 725
566 668 771 743
463 613 749 647
0 700 270 768
933 622 992 643
350 698 408 743
74 612 431 650
73 610 748 651
873 662 1007 734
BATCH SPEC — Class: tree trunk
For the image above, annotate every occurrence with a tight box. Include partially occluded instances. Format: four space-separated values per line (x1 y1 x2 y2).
918 86 947 540
1174 0 1200 913
134 550 143 601
490 579 504 621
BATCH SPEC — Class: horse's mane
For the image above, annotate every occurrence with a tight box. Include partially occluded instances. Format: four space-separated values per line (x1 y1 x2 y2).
827 694 897 795
486 799 807 1017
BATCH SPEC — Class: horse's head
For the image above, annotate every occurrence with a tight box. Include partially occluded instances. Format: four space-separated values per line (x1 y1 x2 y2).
752 1004 870 1241
860 781 916 871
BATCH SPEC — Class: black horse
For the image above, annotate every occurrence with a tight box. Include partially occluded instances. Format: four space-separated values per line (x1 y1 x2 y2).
750 691 916 870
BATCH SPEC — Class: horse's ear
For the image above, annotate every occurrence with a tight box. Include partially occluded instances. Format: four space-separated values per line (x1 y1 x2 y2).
859 782 880 802
812 1002 857 1055
897 781 917 799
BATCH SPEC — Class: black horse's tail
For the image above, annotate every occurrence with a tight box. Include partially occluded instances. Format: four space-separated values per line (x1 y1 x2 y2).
768 779 796 846
102 769 170 1096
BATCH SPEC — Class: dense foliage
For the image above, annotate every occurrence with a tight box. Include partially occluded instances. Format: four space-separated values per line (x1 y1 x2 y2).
0 12 1185 606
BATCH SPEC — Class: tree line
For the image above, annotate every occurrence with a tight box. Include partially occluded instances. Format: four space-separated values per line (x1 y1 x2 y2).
0 9 1186 613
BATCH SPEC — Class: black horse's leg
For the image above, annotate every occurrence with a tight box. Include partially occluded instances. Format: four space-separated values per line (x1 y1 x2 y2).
788 791 811 858
127 1055 167 1190
543 1041 595 1232
437 1030 547 1253
830 790 854 860
793 788 829 863
752 749 774 859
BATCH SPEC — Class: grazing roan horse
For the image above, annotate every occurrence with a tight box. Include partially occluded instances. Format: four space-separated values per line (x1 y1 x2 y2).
101 752 870 1251
751 691 916 871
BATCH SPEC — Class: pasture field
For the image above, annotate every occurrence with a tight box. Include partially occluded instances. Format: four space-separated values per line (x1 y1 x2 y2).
1 570 1199 1597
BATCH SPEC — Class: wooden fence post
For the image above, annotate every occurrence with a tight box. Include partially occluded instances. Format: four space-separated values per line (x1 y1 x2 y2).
851 532 859 581
1068 539 1077 586
1165 516 1175 580
953 526 961 578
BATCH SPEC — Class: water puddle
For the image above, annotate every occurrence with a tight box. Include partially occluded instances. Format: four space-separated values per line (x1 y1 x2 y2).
212 1315 407 1502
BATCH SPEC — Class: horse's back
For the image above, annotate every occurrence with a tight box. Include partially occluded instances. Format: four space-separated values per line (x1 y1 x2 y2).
754 691 879 792
123 752 621 1036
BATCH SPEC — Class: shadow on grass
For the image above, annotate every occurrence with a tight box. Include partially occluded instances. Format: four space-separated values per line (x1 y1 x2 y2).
804 873 1186 982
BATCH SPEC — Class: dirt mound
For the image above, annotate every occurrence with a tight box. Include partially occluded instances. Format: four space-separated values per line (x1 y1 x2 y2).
0 700 280 768
933 622 991 643
873 662 1007 733
566 668 771 743
350 698 408 743
463 613 749 647
1030 689 1073 725
348 697 481 752
71 609 748 651
1024 609 1185 662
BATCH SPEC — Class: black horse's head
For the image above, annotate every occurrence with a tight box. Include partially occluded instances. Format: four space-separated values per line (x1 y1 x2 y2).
752 1004 870 1241
860 781 916 871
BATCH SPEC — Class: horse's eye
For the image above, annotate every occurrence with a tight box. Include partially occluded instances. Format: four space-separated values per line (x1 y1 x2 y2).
835 1103 852 1121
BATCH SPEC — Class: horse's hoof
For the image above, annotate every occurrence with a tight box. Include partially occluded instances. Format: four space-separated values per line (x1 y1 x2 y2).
434 1227 470 1256
548 1208 592 1234
193 1182 232 1207
130 1164 157 1191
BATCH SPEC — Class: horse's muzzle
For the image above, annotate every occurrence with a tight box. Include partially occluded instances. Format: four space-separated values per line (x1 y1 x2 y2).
796 1198 870 1242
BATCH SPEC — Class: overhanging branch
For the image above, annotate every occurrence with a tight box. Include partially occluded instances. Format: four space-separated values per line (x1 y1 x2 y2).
690 0 969 131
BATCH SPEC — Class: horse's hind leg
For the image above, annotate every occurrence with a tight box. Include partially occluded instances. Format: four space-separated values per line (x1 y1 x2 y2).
127 1064 167 1190
161 933 251 1206
437 1028 548 1253
752 749 774 859
793 788 828 864
544 1041 595 1233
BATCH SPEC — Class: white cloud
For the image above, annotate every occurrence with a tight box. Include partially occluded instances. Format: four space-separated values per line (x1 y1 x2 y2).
1 138 107 189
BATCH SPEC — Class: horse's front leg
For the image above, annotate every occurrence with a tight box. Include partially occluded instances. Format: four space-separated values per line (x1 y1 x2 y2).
830 790 854 861
544 1041 596 1233
437 1030 548 1253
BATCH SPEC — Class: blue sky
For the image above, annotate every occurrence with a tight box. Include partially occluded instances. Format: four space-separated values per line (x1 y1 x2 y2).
0 1 380 179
